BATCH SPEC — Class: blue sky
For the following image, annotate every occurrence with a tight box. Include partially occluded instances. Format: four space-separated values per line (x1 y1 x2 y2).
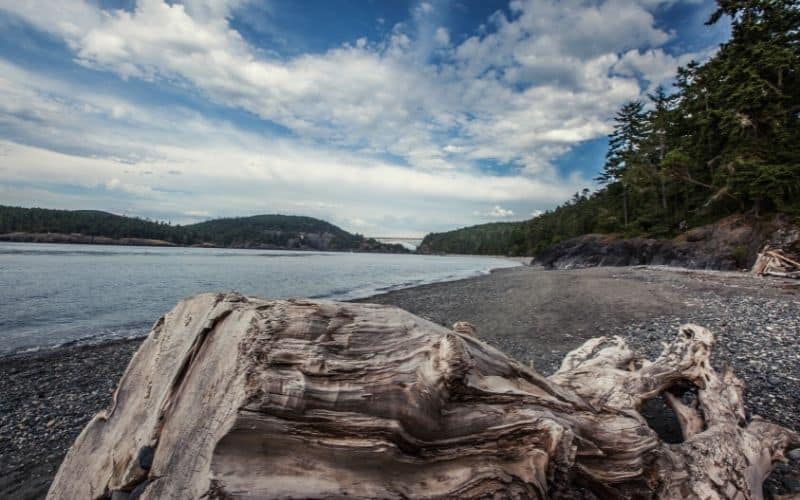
0 0 729 236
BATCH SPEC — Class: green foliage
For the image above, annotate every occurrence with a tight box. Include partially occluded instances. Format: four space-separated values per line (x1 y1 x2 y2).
420 222 523 255
0 206 177 240
0 206 405 252
185 214 366 249
422 0 800 256
730 244 749 268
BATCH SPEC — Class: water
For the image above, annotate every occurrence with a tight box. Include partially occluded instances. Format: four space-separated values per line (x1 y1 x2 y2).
0 242 519 355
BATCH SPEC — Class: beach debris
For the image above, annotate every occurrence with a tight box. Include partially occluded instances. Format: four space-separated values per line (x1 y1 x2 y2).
752 246 800 279
47 293 798 499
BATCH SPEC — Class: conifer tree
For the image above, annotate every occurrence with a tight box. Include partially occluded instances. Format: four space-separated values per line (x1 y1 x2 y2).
421 0 800 256
597 101 648 227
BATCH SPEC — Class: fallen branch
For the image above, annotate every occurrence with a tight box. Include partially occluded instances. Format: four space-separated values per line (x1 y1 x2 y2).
767 250 800 269
753 246 800 279
48 293 798 499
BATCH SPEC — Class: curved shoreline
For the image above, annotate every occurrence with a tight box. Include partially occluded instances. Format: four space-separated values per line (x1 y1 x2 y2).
0 258 521 360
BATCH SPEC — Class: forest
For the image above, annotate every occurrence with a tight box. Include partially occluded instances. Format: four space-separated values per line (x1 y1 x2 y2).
421 0 800 256
418 221 522 255
0 206 404 252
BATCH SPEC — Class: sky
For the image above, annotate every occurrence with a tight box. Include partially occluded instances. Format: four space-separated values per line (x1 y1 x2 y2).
0 0 730 237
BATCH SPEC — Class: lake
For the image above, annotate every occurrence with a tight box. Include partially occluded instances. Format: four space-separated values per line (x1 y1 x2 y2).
0 242 519 355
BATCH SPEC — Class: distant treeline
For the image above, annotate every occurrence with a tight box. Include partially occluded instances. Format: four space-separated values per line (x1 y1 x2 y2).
0 205 405 252
419 222 522 255
422 1 800 256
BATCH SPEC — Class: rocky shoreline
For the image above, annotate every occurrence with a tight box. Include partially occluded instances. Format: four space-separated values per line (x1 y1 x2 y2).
535 213 800 271
1 266 798 498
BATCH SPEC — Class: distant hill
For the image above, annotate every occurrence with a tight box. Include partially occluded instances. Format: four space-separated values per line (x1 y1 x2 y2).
0 205 407 252
183 214 383 250
418 221 523 255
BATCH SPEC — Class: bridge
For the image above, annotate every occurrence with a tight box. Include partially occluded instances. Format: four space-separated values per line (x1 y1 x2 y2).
371 237 424 251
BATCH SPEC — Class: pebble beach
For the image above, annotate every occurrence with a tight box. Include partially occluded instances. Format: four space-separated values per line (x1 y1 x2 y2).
1 265 798 498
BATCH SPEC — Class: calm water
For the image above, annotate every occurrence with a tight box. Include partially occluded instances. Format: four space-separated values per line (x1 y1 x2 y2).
0 242 518 355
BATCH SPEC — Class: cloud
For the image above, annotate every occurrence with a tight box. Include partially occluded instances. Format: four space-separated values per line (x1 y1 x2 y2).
475 205 515 218
0 0 724 233
434 27 449 46
0 0 711 173
184 209 210 218
613 47 714 92
0 59 583 233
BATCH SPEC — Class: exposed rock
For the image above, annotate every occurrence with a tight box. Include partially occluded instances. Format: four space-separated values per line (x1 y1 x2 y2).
48 293 797 499
536 214 800 271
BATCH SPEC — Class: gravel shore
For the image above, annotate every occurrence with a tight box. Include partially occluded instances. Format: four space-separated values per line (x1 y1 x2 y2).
1 265 798 498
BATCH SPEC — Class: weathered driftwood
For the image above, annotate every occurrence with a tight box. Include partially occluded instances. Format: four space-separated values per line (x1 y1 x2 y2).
48 293 798 499
752 246 800 279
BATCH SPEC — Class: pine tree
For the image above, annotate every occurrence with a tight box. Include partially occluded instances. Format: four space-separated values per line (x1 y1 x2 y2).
596 101 648 227
703 0 800 215
647 86 678 213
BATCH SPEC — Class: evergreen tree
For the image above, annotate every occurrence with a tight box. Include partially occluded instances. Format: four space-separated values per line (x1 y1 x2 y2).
419 0 800 256
702 0 800 215
647 86 678 213
596 101 648 227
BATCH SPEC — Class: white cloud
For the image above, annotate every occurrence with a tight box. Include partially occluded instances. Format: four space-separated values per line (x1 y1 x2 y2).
474 205 516 218
0 0 708 173
0 0 722 233
416 3 434 15
434 27 449 46
613 47 714 92
0 60 582 233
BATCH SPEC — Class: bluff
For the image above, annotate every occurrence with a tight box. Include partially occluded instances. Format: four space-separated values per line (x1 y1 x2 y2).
535 214 800 270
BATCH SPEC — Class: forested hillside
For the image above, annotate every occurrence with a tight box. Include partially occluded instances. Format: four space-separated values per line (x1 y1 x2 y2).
0 206 177 241
184 214 368 249
422 0 800 256
419 222 522 254
0 206 405 252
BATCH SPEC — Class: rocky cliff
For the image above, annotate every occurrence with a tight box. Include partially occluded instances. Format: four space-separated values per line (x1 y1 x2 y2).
535 214 800 271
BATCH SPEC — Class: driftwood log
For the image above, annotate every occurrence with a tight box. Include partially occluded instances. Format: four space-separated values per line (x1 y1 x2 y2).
752 246 800 279
48 293 798 499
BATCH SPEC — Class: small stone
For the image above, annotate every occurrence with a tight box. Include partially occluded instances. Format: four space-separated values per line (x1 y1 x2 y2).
788 448 800 462
47 419 56 428
782 476 800 493
137 445 155 470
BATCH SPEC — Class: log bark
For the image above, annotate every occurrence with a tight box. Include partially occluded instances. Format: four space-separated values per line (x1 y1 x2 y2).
47 293 798 499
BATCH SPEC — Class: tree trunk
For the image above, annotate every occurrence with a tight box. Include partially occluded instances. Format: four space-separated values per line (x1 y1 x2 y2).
47 293 798 499
622 183 629 227
659 138 668 212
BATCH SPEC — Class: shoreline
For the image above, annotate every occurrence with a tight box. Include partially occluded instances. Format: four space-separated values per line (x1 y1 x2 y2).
0 254 527 362
2 265 798 498
0 235 410 254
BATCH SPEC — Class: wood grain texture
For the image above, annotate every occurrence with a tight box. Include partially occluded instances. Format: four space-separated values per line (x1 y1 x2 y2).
47 293 798 499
